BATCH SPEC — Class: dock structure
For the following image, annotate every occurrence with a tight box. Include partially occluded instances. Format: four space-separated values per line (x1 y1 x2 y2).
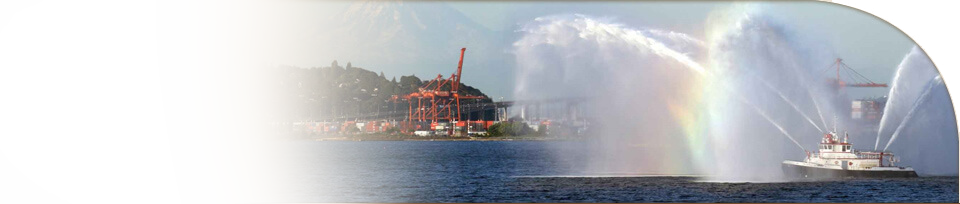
301 48 590 136
386 48 483 136
303 96 589 137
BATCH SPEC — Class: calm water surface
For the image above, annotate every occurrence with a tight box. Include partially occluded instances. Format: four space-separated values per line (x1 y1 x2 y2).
293 141 957 202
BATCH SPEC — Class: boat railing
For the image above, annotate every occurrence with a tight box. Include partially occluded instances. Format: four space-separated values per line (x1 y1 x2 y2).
855 151 897 166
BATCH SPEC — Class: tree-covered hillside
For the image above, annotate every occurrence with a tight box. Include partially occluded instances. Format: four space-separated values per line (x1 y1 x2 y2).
280 61 492 121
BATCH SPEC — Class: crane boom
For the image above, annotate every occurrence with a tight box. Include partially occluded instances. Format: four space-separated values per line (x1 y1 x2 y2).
822 58 888 88
453 48 466 92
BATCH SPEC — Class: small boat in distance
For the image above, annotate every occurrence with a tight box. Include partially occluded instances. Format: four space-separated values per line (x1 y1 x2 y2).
782 124 918 178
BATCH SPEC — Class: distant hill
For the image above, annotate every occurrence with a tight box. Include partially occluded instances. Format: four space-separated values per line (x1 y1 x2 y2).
280 61 491 121
315 1 513 100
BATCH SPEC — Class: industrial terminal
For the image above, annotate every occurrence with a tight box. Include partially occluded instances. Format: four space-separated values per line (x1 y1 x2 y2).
283 49 890 140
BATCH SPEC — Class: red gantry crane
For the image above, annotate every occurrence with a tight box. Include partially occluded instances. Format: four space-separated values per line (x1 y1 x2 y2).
390 48 485 136
823 58 888 89
820 58 889 121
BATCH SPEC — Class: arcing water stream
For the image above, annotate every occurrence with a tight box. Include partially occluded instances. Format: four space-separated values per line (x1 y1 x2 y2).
760 80 824 133
875 47 944 150
884 76 943 151
808 88 829 132
871 47 956 175
734 90 806 152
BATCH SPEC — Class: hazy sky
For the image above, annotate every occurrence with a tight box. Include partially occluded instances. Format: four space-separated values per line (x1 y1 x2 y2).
301 1 916 100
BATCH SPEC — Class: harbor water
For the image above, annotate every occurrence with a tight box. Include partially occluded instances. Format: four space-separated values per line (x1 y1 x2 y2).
293 141 957 202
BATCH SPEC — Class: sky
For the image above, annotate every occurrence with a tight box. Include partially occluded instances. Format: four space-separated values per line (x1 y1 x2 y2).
292 1 916 100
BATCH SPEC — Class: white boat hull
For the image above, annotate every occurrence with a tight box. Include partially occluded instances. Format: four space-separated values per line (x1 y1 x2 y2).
782 160 918 178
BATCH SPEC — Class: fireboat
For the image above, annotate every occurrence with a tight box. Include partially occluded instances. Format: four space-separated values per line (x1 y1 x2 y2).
782 124 918 178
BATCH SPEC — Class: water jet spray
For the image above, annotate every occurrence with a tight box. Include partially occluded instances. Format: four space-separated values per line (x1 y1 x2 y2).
883 76 942 151
759 80 824 133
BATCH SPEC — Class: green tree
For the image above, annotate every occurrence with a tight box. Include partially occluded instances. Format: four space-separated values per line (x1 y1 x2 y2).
486 121 535 136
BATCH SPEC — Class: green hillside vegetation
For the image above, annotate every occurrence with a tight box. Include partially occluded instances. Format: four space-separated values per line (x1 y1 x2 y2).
280 61 492 121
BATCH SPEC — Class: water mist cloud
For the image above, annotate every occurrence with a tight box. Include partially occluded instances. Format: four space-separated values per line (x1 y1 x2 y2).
513 14 708 175
513 5 862 181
